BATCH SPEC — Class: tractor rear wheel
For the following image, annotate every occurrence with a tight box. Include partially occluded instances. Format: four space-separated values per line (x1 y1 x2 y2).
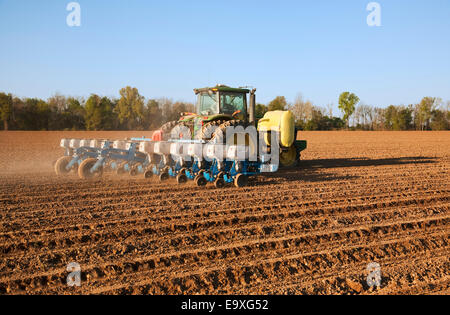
197 120 226 141
211 120 257 157
161 121 192 140
55 156 73 176
78 158 103 180
160 121 179 140
170 122 191 140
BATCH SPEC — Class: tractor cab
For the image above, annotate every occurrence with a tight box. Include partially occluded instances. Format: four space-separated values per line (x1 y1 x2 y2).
193 85 254 122
157 85 257 142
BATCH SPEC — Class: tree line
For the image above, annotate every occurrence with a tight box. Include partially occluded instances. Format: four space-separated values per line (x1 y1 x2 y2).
0 87 194 131
256 93 449 131
0 87 448 131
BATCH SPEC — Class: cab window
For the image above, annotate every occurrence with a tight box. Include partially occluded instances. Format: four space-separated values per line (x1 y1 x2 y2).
220 93 245 115
199 92 219 115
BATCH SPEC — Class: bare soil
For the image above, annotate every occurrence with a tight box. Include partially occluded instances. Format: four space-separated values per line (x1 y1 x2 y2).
0 131 448 295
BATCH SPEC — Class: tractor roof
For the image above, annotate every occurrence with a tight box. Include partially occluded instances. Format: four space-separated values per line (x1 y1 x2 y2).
194 85 250 94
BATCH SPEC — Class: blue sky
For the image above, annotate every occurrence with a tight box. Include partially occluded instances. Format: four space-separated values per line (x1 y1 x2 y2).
0 0 449 112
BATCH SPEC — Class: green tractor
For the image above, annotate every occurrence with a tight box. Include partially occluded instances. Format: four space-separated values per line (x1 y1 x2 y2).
155 85 306 167
158 85 255 141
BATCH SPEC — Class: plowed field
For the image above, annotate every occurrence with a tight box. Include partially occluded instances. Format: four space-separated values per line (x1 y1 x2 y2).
0 131 448 295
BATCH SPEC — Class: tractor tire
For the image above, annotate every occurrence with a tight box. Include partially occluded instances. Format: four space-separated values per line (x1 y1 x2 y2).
78 158 103 180
196 120 226 141
160 121 179 140
234 174 248 188
169 122 192 140
211 120 257 157
211 120 244 143
161 121 193 140
54 156 73 176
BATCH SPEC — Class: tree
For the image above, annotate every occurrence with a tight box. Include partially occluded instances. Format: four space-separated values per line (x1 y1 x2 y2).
338 92 360 128
65 97 85 130
0 93 13 130
84 94 115 130
169 102 195 122
356 104 374 130
23 98 51 130
415 97 436 130
159 98 173 124
11 97 25 130
372 107 385 130
384 105 413 131
48 94 67 112
430 109 448 130
304 108 323 131
397 106 413 130
304 107 327 131
290 94 313 127
117 86 145 130
354 104 364 128
384 105 397 130
145 99 163 129
47 94 68 130
255 103 268 120
326 103 333 118
303 106 344 131
268 96 287 111
85 95 102 131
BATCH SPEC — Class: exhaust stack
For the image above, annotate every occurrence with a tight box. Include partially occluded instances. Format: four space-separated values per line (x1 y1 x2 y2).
249 88 256 125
